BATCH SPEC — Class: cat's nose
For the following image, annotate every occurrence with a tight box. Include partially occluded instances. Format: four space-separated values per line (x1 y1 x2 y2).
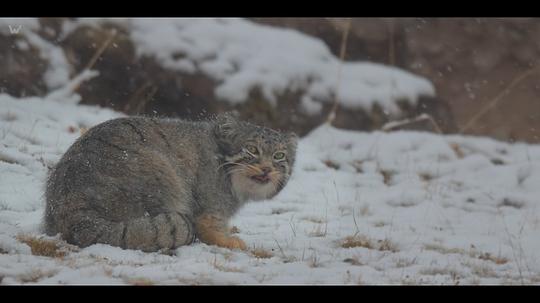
260 167 272 175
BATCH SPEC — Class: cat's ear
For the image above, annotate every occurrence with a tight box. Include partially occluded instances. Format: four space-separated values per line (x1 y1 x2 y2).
285 132 298 167
214 112 240 151
287 132 298 151
215 112 239 138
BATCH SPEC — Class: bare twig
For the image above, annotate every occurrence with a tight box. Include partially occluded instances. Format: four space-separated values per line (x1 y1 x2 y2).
459 64 540 134
352 207 360 237
72 28 118 93
382 113 443 134
326 18 352 124
273 238 287 259
126 83 158 115
387 18 395 66
425 114 444 134
288 214 297 238
83 28 118 72
501 212 525 284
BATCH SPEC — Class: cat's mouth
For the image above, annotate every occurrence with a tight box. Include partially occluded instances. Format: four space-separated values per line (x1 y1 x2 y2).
250 174 271 184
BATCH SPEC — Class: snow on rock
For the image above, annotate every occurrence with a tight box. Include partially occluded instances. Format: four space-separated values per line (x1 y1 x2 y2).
4 18 434 116
2 96 540 284
129 18 435 115
67 18 434 115
1 18 72 90
23 32 72 90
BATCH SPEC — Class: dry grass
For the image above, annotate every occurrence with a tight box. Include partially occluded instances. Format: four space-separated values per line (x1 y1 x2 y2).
213 262 243 273
343 256 364 266
373 221 388 228
323 159 340 170
302 216 326 224
424 243 509 265
424 243 464 255
67 125 78 134
250 246 274 259
419 173 434 182
124 277 154 285
271 207 296 215
19 269 55 283
341 235 373 249
359 204 371 216
351 160 364 173
378 239 399 252
308 224 327 238
16 234 76 258
340 235 398 252
477 252 509 265
470 264 499 278
395 257 417 268
498 198 524 209
379 169 395 185
491 158 505 165
307 251 322 268
211 253 243 273
449 142 465 159
419 267 461 278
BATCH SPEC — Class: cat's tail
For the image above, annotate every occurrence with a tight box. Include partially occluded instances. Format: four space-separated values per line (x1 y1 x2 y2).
62 211 196 252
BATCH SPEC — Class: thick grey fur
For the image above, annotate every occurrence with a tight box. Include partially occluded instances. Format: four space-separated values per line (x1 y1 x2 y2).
44 113 297 252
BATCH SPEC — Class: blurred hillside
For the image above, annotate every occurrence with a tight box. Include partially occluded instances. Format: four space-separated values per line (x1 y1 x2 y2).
253 18 540 143
1 18 539 143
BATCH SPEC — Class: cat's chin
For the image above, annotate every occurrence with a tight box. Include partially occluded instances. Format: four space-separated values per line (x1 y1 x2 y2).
230 173 277 202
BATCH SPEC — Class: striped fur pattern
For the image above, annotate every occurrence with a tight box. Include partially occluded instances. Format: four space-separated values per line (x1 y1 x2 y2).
44 113 297 252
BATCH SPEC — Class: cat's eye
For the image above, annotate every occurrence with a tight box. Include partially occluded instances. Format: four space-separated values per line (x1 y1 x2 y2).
245 145 259 155
273 152 286 160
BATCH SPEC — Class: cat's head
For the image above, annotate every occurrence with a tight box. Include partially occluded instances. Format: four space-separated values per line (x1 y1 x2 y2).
214 113 297 201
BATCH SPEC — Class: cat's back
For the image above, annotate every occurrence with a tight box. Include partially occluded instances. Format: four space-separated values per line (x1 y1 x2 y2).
48 116 214 196
45 116 213 229
63 116 211 161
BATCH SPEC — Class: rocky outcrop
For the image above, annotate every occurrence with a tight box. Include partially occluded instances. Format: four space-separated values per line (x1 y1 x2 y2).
252 18 540 142
1 18 456 137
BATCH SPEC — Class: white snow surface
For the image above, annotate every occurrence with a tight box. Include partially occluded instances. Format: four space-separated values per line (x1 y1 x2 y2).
2 96 540 285
2 18 72 90
52 18 435 115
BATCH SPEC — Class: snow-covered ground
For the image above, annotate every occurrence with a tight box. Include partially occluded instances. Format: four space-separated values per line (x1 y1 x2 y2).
1 17 540 285
2 94 540 285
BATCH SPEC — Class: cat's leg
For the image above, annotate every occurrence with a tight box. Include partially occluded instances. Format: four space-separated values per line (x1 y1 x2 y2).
66 211 195 252
194 213 247 250
123 211 195 252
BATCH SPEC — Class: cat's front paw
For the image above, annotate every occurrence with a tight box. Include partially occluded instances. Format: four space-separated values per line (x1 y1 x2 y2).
218 236 247 251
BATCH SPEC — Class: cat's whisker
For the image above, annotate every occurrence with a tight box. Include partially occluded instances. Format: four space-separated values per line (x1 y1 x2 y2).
217 161 246 171
217 162 232 171
225 167 246 176
231 163 262 175
268 170 281 177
